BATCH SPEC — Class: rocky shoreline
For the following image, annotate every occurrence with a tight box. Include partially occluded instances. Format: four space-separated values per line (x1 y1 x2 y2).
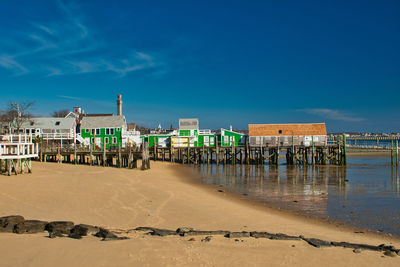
1 215 398 257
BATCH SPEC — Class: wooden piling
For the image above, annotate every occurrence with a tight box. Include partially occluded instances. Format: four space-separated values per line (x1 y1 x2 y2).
396 140 399 167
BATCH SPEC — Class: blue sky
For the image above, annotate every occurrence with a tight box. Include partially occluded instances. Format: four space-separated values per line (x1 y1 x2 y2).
0 0 399 132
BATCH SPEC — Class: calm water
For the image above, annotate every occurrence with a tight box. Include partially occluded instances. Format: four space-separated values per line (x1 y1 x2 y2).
194 155 400 236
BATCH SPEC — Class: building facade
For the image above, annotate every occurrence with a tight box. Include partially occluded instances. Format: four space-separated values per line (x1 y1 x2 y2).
80 115 126 149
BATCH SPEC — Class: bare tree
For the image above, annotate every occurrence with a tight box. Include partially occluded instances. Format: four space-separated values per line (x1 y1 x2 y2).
52 109 70 118
3 102 34 133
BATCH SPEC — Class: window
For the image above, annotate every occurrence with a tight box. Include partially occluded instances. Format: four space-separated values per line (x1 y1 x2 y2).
112 137 117 144
106 128 110 135
110 128 115 135
117 128 120 131
91 137 94 143
85 129 89 133
224 136 229 144
279 130 282 134
91 129 95 135
25 129 29 134
55 121 60 126
105 137 109 144
95 129 100 135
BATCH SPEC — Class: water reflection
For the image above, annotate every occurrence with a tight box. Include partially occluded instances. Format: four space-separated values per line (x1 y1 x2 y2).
195 158 400 236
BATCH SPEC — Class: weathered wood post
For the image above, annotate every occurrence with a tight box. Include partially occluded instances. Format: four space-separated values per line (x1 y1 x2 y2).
337 136 341 165
391 139 394 166
118 143 122 168
154 139 157 161
7 159 12 176
103 142 106 167
396 139 399 167
202 144 205 164
232 138 236 165
40 142 43 162
216 137 219 165
89 144 93 166
276 137 280 166
13 160 18 175
187 137 190 164
245 136 249 165
343 135 347 165
311 136 315 165
141 141 150 170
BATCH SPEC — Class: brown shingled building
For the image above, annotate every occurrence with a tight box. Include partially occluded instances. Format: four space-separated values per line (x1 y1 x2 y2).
248 123 327 147
248 123 327 136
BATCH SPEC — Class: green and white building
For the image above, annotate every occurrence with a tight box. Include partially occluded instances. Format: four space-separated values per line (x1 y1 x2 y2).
217 128 245 147
80 115 126 148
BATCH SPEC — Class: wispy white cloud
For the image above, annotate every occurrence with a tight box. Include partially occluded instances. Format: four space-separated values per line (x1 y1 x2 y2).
0 55 28 75
299 108 365 122
0 0 165 78
57 95 82 100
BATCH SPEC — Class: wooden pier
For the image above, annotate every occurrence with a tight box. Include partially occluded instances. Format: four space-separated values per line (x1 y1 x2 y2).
0 135 38 175
39 143 141 169
151 136 347 166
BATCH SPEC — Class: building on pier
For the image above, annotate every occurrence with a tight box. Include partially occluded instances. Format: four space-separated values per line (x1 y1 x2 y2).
217 128 245 147
248 123 327 147
80 115 127 149
21 117 77 147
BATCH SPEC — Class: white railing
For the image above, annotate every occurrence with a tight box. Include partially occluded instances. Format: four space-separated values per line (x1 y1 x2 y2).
198 129 212 135
41 132 75 140
0 135 39 159
0 134 34 144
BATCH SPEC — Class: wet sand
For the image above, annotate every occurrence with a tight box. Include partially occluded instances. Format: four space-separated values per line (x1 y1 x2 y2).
0 161 399 266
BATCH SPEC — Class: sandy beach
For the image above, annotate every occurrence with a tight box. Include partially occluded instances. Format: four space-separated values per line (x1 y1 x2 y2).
0 161 399 266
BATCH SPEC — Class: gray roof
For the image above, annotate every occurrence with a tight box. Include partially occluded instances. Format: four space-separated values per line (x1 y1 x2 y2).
179 118 199 130
80 115 126 129
21 117 76 130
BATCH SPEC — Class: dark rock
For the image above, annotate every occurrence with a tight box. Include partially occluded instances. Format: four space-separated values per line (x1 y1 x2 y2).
14 220 48 234
46 221 74 236
384 251 397 257
176 227 195 235
251 232 272 238
135 226 156 232
78 224 100 235
302 237 333 248
225 232 250 238
188 238 196 241
250 232 300 240
68 225 89 239
217 190 224 193
0 215 25 232
270 233 301 240
201 236 212 242
135 227 177 236
151 228 177 237
94 228 129 241
183 230 230 236
48 231 64 238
